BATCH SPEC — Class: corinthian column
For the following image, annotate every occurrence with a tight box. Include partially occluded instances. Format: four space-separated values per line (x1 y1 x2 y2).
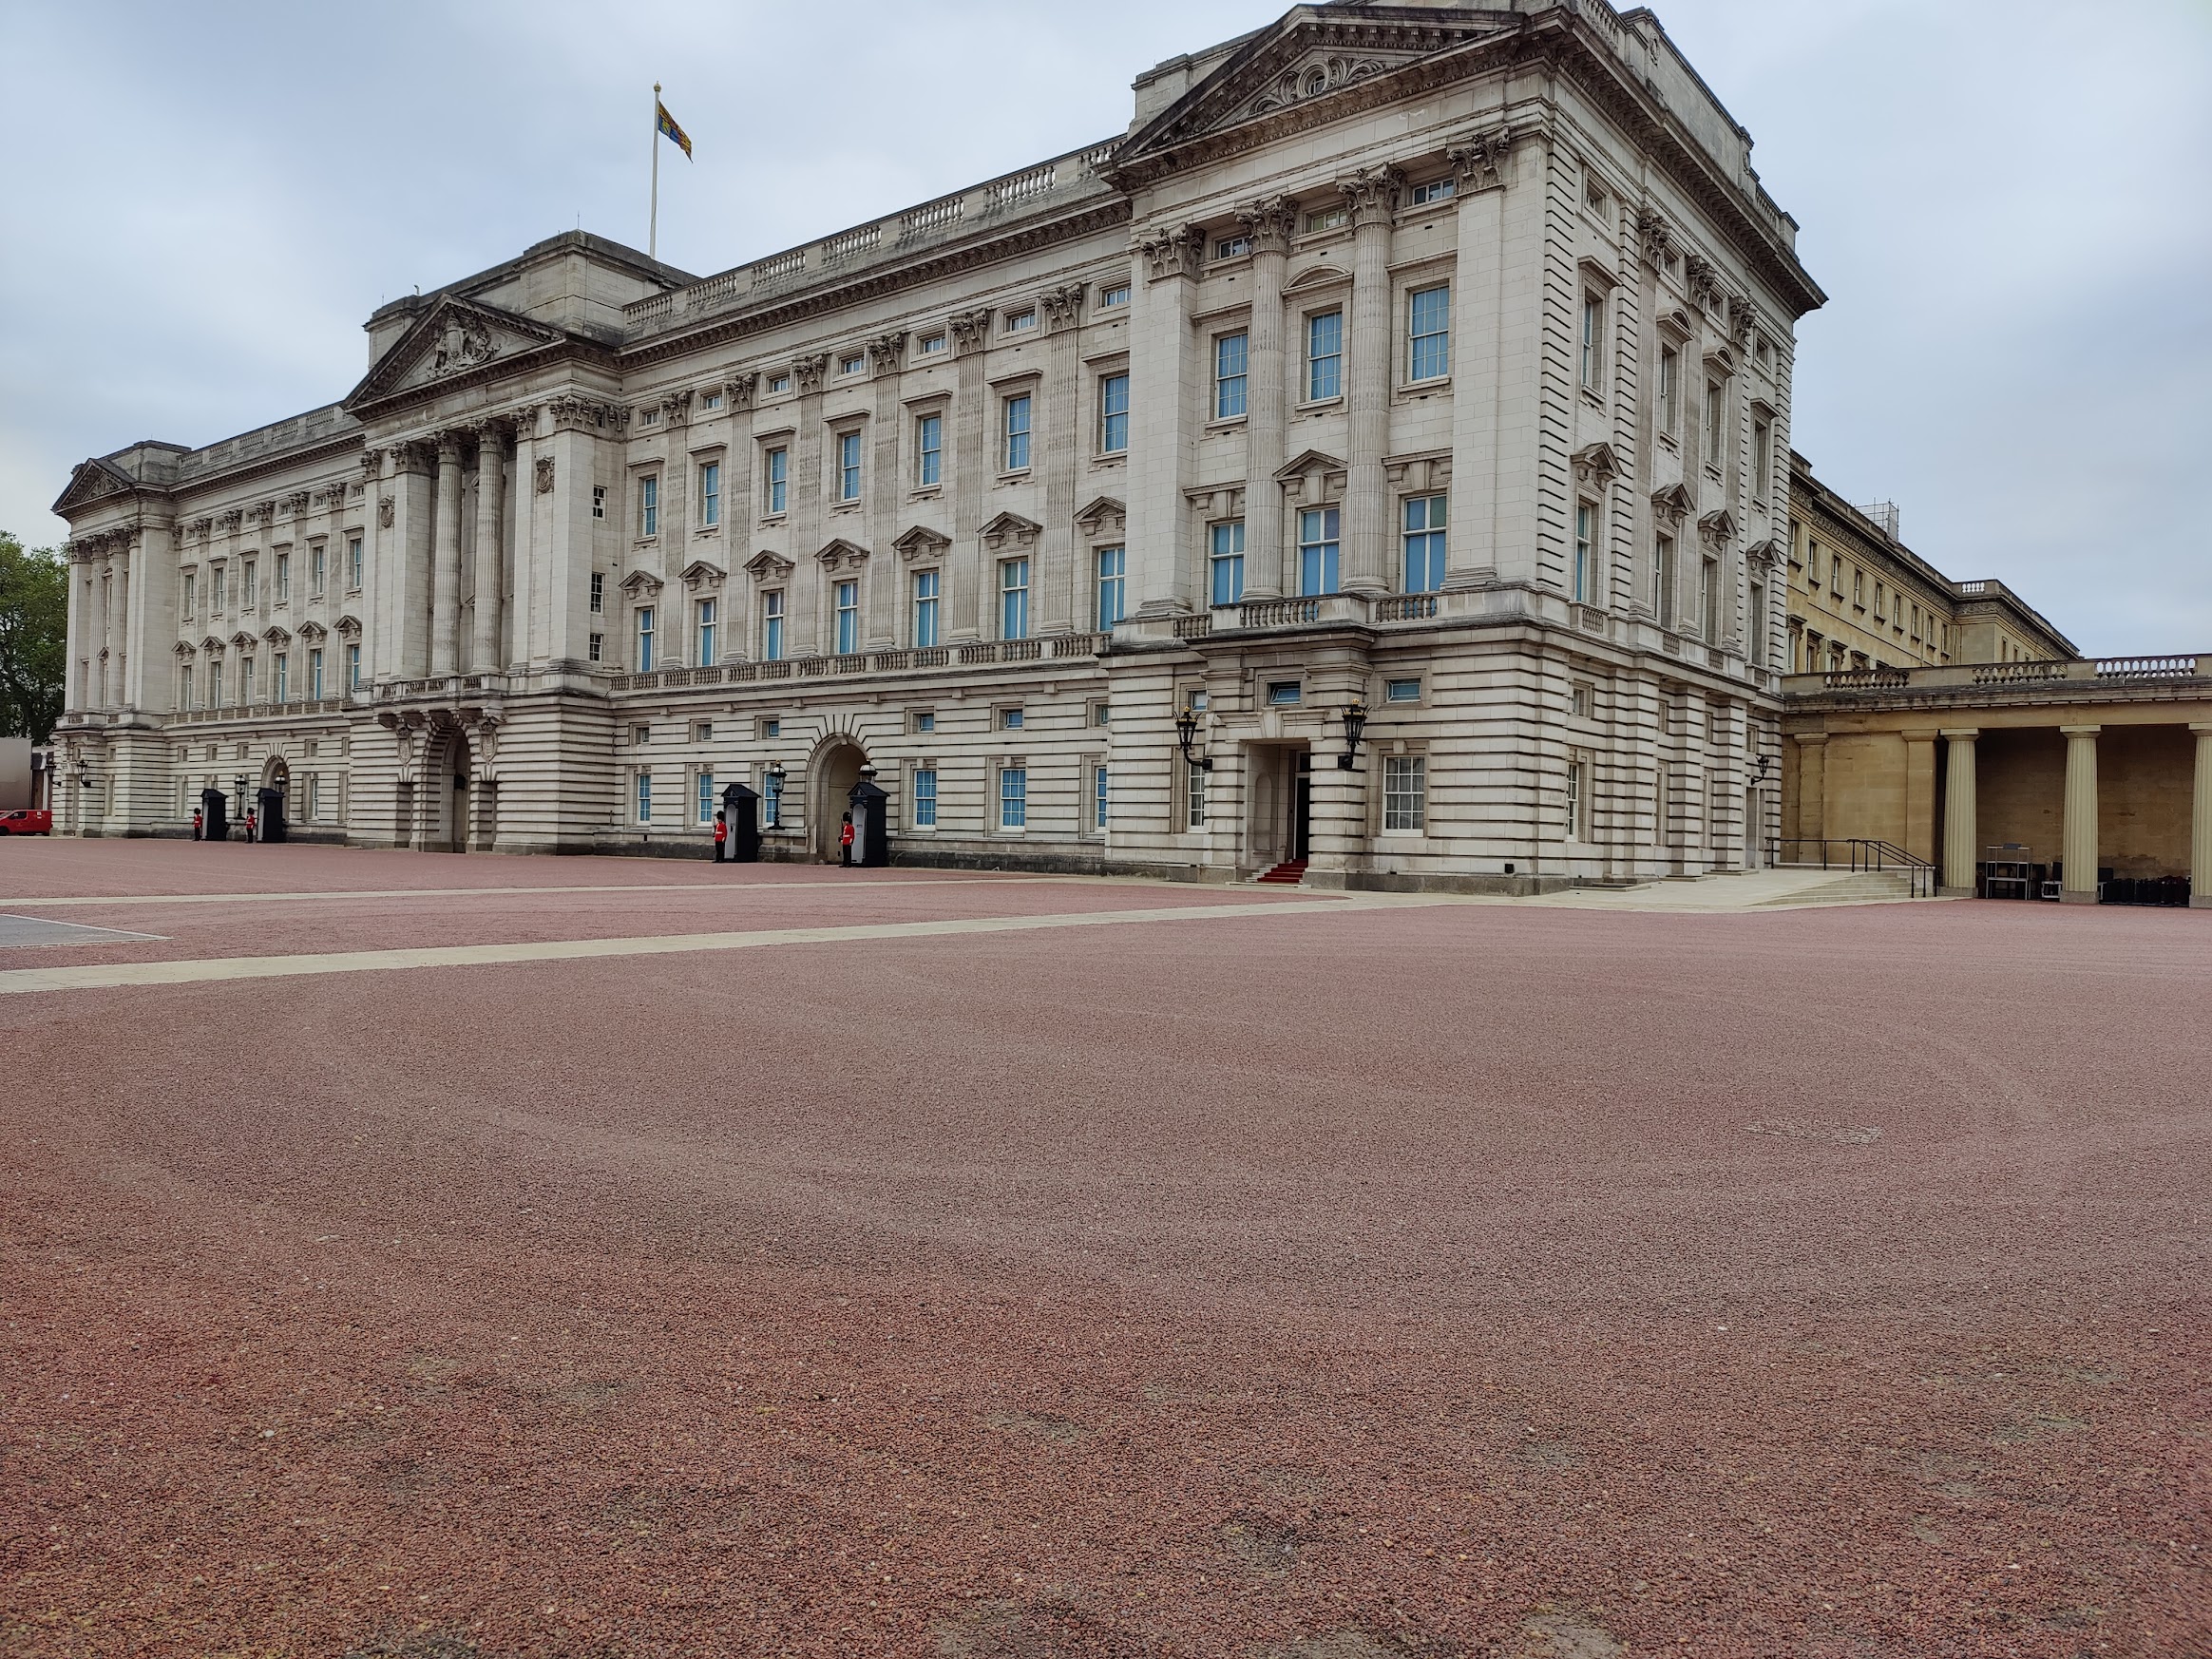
430 431 464 675
1239 197 1295 599
1940 729 1979 896
470 424 505 673
107 547 130 710
1340 164 1402 596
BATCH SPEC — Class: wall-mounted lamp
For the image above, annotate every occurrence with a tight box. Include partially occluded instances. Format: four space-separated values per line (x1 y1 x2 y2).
1337 699 1369 770
1174 705 1212 772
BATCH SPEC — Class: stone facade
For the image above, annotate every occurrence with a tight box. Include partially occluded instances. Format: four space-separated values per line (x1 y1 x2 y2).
51 0 1826 890
1785 452 2073 677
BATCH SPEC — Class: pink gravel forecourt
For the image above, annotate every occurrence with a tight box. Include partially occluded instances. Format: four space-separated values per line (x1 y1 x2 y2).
0 840 2205 1658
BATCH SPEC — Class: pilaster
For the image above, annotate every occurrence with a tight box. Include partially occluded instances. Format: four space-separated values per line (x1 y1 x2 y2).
1340 165 1401 596
1239 199 1296 599
430 432 465 675
948 311 992 642
1127 226 1200 619
865 335 906 648
1039 285 1084 635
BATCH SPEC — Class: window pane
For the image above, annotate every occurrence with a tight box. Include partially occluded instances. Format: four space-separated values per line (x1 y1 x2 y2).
1214 333 1248 419
1402 494 1446 592
1298 506 1340 596
1004 395 1032 471
1211 520 1245 606
1408 286 1451 381
1000 768 1027 829
1306 311 1342 401
918 413 942 486
914 769 937 828
1384 754 1427 831
913 569 940 647
1095 545 1126 629
1100 373 1129 454
1001 559 1030 640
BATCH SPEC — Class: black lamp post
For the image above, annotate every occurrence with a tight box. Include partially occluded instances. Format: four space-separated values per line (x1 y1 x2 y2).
1174 705 1212 772
765 762 787 829
1338 699 1369 770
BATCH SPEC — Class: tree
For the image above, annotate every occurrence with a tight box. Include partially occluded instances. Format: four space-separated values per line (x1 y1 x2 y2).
0 532 68 742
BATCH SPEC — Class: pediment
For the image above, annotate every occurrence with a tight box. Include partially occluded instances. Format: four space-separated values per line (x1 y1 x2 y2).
743 549 795 581
334 614 362 638
1572 442 1624 488
173 639 198 657
1114 12 1513 173
1074 495 1126 534
229 631 257 651
679 559 727 590
200 635 228 654
1698 507 1740 543
620 569 664 596
978 511 1041 550
346 295 571 411
893 525 950 562
1650 483 1694 525
296 620 328 641
1274 448 1345 483
817 538 870 570
262 625 292 645
51 457 137 516
1283 263 1351 294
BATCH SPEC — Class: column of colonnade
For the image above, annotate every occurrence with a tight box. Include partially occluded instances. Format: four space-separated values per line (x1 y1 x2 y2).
1939 728 1977 895
2193 723 2212 910
1238 197 1295 599
2059 725 2101 903
413 422 509 678
1341 164 1401 597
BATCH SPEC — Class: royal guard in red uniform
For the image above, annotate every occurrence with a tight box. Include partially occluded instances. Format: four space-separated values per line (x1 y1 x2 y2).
244 808 257 844
191 808 203 841
839 812 855 868
713 810 727 863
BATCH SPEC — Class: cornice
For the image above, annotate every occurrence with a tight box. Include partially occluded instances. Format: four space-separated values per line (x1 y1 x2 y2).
619 199 1133 370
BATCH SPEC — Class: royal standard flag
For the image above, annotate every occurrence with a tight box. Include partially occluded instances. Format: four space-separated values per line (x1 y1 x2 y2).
657 101 693 160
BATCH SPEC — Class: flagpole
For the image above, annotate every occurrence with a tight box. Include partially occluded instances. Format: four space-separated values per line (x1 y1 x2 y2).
649 82 661 258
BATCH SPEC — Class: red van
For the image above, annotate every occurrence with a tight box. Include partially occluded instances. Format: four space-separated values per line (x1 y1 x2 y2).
0 809 53 835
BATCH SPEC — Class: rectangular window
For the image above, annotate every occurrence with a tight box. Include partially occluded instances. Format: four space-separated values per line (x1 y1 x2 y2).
307 774 320 820
346 643 361 690
1406 178 1455 206
1306 310 1344 402
1213 235 1250 260
1210 520 1245 606
347 536 363 588
1750 580 1767 664
240 658 255 704
636 772 652 823
182 573 196 617
592 486 607 520
1565 759 1587 841
766 448 788 515
1874 582 1887 621
590 571 604 614
1214 333 1248 419
1705 381 1725 458
1752 416 1772 496
640 475 658 538
835 580 859 655
1099 373 1130 454
836 431 862 502
1187 760 1208 830
840 353 866 374
1384 754 1427 832
1097 282 1130 309
213 567 226 611
1298 505 1341 596
636 605 655 671
1003 394 1032 471
1094 764 1109 830
912 569 940 647
1701 556 1720 639
1000 558 1030 640
1304 205 1350 234
999 767 1027 830
1385 677 1421 703
1573 503 1595 604
274 653 288 703
210 663 223 707
1402 494 1446 593
696 597 717 665
1095 545 1126 629
1266 681 1302 707
696 772 715 823
588 632 602 662
276 551 290 601
1853 569 1865 608
762 591 785 660
243 560 257 606
1659 347 1679 435
1001 708 1024 730
768 374 791 394
1579 295 1604 391
917 333 945 356
1654 533 1676 626
762 770 782 827
699 459 721 526
309 648 324 699
913 712 935 734
912 768 938 828
310 544 325 596
1003 308 1037 334
1408 285 1451 381
916 412 943 486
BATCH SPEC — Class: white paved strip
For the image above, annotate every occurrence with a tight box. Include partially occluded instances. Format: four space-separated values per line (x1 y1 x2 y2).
0 875 1063 910
0 897 1428 996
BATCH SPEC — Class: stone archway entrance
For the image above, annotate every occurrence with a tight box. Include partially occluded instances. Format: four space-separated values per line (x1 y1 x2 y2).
427 729 472 852
810 736 868 862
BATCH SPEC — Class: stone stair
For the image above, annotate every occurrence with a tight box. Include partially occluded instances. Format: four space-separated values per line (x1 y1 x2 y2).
1759 868 1923 906
1255 859 1309 887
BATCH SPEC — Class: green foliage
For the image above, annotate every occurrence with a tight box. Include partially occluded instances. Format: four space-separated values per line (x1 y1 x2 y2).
0 531 68 742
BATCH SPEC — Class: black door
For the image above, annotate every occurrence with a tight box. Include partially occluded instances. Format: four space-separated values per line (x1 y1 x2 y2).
1293 772 1313 860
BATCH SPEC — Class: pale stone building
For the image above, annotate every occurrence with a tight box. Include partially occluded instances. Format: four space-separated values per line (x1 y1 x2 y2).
52 0 1827 890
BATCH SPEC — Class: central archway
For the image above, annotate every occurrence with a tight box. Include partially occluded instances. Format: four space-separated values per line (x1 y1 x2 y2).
810 736 868 862
427 729 472 852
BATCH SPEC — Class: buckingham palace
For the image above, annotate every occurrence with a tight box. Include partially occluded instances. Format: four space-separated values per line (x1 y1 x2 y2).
48 0 1826 891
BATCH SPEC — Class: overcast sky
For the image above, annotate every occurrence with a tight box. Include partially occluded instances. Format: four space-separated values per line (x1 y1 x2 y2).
3 0 2206 653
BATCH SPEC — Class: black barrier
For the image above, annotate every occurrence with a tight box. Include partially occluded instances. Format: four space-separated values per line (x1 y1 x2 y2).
848 774 889 868
719 780 761 863
200 788 230 842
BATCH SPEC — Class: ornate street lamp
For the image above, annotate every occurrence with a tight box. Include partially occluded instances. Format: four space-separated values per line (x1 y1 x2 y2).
764 762 787 830
1338 699 1369 770
1174 705 1212 772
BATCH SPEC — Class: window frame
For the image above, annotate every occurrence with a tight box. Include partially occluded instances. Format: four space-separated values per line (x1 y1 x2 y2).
699 457 721 527
835 429 863 504
911 568 941 648
1094 544 1126 630
1406 284 1452 383
639 474 659 540
1002 392 1033 473
764 446 789 516
834 579 860 655
1210 520 1246 607
999 557 1031 641
696 596 717 666
1213 331 1249 421
998 765 1028 830
1402 493 1447 594
1305 309 1344 403
915 411 943 487
1098 372 1130 455
1382 753 1428 833
761 590 786 661
1297 505 1342 597
635 604 656 672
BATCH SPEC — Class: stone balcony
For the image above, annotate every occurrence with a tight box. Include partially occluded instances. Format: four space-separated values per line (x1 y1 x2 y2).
1789 654 2212 709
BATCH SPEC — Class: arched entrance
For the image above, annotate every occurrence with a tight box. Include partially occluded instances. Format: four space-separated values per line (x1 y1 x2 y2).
427 729 471 852
810 736 868 862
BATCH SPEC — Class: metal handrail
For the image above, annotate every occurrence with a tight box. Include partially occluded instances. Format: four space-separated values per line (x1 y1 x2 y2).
1768 836 1938 898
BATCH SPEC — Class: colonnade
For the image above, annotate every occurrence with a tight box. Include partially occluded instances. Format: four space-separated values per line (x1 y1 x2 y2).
426 423 508 677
